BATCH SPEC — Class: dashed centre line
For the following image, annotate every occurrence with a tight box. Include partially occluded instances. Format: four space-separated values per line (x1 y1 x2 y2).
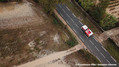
79 21 83 25
89 40 94 45
57 5 119 66
95 46 99 51
84 35 88 39
75 24 79 28
66 13 70 17
101 53 105 58
71 18 74 22
62 9 65 13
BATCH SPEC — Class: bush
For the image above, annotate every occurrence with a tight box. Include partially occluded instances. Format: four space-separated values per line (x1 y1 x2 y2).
33 0 39 3
78 0 95 11
66 39 77 47
0 0 22 2
78 49 101 64
53 19 59 24
100 14 117 30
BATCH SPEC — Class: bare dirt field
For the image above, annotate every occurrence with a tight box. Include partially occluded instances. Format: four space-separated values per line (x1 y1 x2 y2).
106 0 119 21
0 1 102 67
0 1 83 67
0 2 41 30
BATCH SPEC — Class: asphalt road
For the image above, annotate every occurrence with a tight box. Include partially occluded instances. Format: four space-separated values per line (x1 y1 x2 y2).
56 4 119 67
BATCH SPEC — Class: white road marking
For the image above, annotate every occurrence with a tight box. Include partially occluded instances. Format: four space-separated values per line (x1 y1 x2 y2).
66 6 70 11
66 20 71 26
62 9 65 13
111 56 116 62
84 35 88 39
101 53 105 58
101 46 107 52
89 40 94 45
66 13 70 17
67 21 71 26
106 59 111 64
60 13 64 17
80 30 83 33
93 37 98 42
75 24 79 28
73 28 77 33
80 36 84 42
73 13 76 17
79 21 83 25
96 56 101 62
95 46 99 51
71 18 74 22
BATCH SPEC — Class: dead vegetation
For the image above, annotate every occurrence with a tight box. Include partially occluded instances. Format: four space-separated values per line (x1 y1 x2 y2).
0 2 63 67
0 1 80 67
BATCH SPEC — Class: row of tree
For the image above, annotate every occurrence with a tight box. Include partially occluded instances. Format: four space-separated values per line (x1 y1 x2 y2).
34 0 65 14
0 0 22 2
77 0 117 30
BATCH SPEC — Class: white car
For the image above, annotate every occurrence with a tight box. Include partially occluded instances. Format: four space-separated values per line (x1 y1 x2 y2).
81 25 93 37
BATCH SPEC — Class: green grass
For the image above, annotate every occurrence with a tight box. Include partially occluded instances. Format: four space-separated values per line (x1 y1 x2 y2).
64 0 101 33
64 0 119 63
0 64 6 67
78 49 103 67
52 13 78 47
104 39 119 63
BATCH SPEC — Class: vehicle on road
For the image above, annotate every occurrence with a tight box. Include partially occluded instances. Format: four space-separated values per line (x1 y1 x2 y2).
81 25 93 37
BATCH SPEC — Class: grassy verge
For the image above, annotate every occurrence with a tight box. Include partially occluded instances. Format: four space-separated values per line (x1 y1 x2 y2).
52 13 78 47
78 50 101 67
52 6 101 64
78 49 103 67
64 0 119 64
104 39 119 63
64 0 101 33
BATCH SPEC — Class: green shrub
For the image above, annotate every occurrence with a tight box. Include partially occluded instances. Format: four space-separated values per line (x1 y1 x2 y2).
78 50 101 64
66 39 77 47
100 14 117 30
33 0 39 3
53 19 59 24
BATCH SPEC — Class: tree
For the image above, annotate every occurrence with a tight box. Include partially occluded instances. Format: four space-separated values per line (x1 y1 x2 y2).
39 0 64 14
0 0 22 2
90 6 105 22
98 0 110 10
78 0 94 11
100 14 117 30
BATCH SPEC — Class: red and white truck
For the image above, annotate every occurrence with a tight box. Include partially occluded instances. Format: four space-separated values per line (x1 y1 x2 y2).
81 25 93 37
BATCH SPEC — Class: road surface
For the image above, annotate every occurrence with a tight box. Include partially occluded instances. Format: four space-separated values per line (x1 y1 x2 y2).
56 4 119 67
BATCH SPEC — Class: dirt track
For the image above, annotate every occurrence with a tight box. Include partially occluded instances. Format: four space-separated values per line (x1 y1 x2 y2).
17 45 83 67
